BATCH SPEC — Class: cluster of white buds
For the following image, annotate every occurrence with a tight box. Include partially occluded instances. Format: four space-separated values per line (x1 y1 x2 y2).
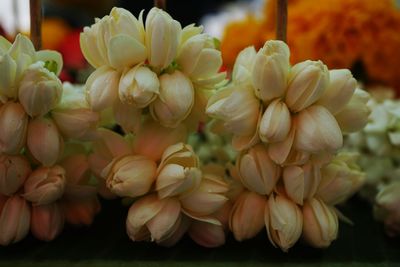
206 40 370 251
0 36 100 246
344 89 400 237
80 7 226 132
89 123 231 247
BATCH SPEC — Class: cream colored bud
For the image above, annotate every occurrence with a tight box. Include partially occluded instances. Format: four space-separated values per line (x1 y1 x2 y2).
286 60 329 112
85 66 120 111
188 220 226 248
180 172 228 217
268 126 295 165
207 85 260 137
118 65 159 107
303 198 338 248
133 119 187 162
113 99 142 134
177 34 225 87
0 195 31 246
237 144 280 195
31 203 64 241
283 161 321 205
23 165 66 205
80 7 146 69
27 117 63 166
334 88 371 133
252 40 290 102
56 83 88 109
259 99 291 143
317 152 365 205
295 105 343 153
265 194 303 252
18 62 62 117
103 155 157 198
0 155 31 196
145 7 182 70
232 46 257 85
179 24 204 48
52 108 99 141
0 102 28 154
126 194 182 243
229 191 266 241
317 69 357 114
150 71 194 128
0 53 17 99
156 164 202 199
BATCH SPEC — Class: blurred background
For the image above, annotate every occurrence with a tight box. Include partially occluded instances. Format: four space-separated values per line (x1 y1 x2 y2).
1 0 400 93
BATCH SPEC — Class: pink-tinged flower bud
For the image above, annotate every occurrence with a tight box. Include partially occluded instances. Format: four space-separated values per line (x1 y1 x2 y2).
229 191 266 241
27 117 63 166
23 165 66 205
0 195 31 246
31 203 64 241
0 102 28 154
0 155 31 196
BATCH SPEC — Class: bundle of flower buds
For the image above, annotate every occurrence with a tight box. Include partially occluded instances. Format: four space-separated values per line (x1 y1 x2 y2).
0 35 100 246
345 89 400 237
80 7 226 133
206 40 370 251
81 7 233 247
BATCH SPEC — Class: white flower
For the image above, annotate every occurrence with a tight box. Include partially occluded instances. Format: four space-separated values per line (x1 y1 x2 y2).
118 64 159 107
145 7 182 71
286 60 329 112
18 62 63 117
252 40 290 103
80 7 146 69
0 102 28 154
150 71 194 128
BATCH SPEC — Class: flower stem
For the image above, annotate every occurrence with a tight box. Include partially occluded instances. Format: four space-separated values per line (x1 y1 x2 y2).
154 0 166 10
30 0 42 50
276 0 287 42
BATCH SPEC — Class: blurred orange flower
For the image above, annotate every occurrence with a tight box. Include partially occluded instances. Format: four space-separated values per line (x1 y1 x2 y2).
221 0 400 90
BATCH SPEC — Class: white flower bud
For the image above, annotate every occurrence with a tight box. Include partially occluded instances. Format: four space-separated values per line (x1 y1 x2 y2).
23 165 66 205
103 155 157 198
145 7 182 71
317 69 357 114
0 155 31 196
374 182 400 237
303 198 338 248
259 99 291 143
232 46 257 85
52 108 99 141
177 34 225 88
0 53 17 99
237 144 280 195
265 194 303 252
27 117 63 166
31 203 64 241
180 171 228 217
229 191 266 241
286 60 329 112
156 143 201 199
317 152 365 205
207 85 260 139
0 195 31 246
80 7 146 69
252 40 290 103
295 105 343 153
335 88 371 133
18 62 62 117
0 102 28 154
150 71 194 128
118 64 159 107
85 66 120 111
126 194 182 244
